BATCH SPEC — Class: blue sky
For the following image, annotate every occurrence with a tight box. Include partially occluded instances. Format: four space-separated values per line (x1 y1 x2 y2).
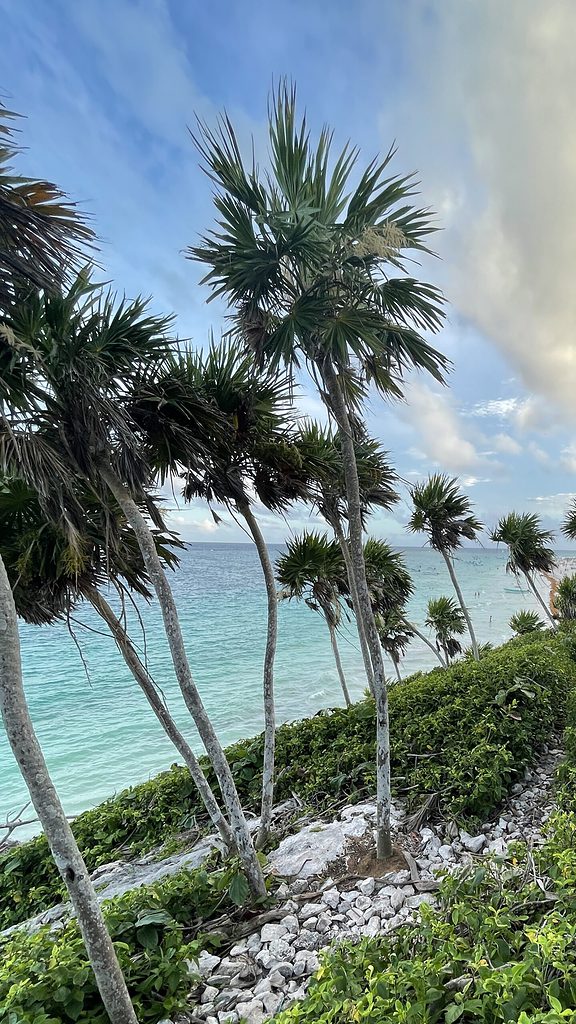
2 0 576 545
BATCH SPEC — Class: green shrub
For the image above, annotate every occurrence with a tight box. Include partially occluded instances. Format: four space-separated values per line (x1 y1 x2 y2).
2 630 574 929
272 816 576 1023
0 860 246 1024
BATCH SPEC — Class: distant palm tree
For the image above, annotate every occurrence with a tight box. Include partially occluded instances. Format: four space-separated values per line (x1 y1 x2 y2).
296 421 399 694
0 475 233 850
408 474 482 660
509 609 546 635
296 422 399 694
556 574 576 621
276 532 352 706
491 512 556 628
191 82 448 859
376 608 413 682
425 596 466 663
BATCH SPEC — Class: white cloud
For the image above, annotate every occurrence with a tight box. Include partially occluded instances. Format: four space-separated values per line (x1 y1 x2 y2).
528 441 552 465
493 433 522 455
561 443 576 473
404 1 576 422
462 475 491 488
401 382 487 473
469 396 555 434
532 492 575 517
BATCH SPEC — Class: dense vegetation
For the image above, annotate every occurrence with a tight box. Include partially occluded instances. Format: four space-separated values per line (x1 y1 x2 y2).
2 630 574 932
1 628 576 1023
0 860 246 1024
267 639 576 1024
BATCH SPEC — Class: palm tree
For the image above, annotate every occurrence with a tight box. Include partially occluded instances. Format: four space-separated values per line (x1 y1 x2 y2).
491 512 556 628
362 537 446 668
0 119 135 1015
0 103 93 314
1 278 266 897
555 574 576 621
376 608 413 682
425 596 466 663
141 340 304 848
408 474 482 660
509 609 546 635
0 119 137 1021
0 475 233 850
296 421 399 693
190 85 448 858
276 532 352 706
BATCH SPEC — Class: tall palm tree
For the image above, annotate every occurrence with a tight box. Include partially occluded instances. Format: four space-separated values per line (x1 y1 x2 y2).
491 512 556 628
276 532 352 706
0 475 233 850
190 84 448 858
296 421 399 692
425 596 465 663
0 116 137 1022
149 340 302 848
1 278 266 897
408 474 482 660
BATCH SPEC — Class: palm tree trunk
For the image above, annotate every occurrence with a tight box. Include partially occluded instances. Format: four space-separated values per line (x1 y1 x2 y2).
525 571 557 628
321 361 392 860
87 589 234 851
332 516 375 695
239 503 277 851
392 658 402 684
0 555 138 1024
405 620 447 668
441 549 480 660
99 466 266 899
327 619 352 707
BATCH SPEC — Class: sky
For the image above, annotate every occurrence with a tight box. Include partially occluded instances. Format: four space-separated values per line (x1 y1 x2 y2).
2 0 576 546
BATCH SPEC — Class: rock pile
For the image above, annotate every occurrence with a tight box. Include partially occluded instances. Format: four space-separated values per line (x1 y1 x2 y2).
185 743 562 1024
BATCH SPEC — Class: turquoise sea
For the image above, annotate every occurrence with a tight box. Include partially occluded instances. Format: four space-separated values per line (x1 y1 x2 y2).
0 544 565 837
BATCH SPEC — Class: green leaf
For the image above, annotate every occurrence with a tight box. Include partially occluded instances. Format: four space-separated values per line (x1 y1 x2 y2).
136 924 159 949
228 871 249 906
445 1005 464 1023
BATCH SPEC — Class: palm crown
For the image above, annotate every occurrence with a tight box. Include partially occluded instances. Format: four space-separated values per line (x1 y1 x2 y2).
408 474 483 552
0 475 180 625
296 420 399 527
276 531 346 626
491 512 555 576
190 84 448 399
0 104 94 314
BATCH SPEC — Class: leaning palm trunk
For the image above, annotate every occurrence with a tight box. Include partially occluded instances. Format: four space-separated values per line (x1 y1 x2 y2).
239 503 277 851
405 620 447 668
524 571 557 629
321 361 393 860
0 555 138 1024
391 658 402 684
440 550 480 660
88 589 234 850
99 467 266 898
326 618 352 707
332 516 375 695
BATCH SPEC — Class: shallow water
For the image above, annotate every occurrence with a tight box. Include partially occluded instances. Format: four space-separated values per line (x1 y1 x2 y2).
0 544 566 835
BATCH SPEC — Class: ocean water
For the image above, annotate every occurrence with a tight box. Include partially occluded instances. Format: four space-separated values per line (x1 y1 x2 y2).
0 544 564 836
